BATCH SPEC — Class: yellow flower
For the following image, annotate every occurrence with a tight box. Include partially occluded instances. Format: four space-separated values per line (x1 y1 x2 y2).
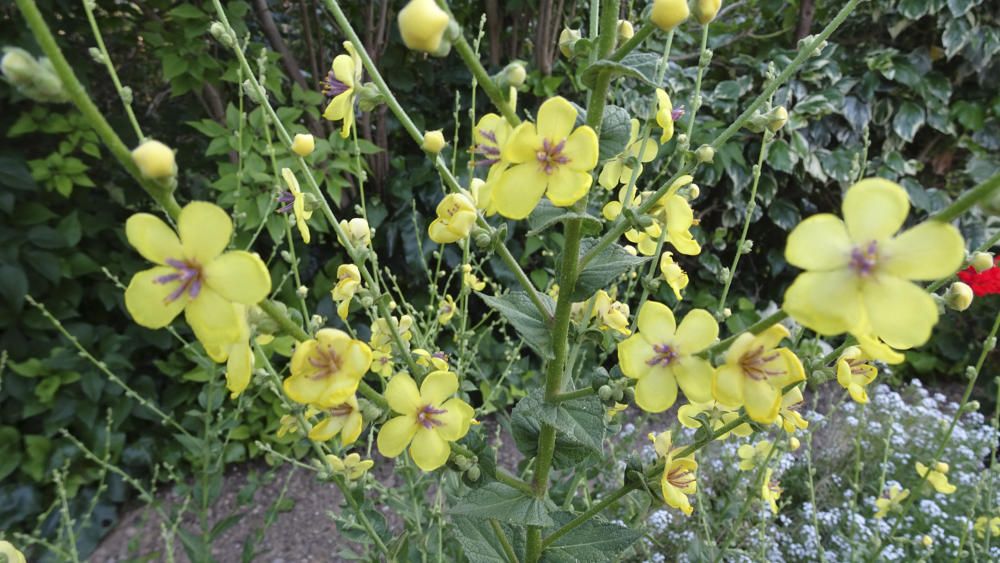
462 264 486 291
873 484 909 518
777 386 809 434
202 303 254 399
283 329 372 406
737 440 773 471
377 371 475 471
660 251 689 300
397 0 451 54
606 401 629 421
712 324 805 424
762 468 782 513
921 535 933 548
655 89 676 143
855 329 905 364
371 347 394 378
322 42 362 138
468 178 497 217
414 348 450 370
370 315 414 350
339 217 372 248
428 193 477 244
598 119 659 189
280 168 312 244
125 202 271 346
494 96 599 219
276 408 318 438
651 0 690 31
132 140 176 179
783 178 965 350
974 516 1000 539
695 0 722 24
291 133 315 157
422 129 447 154
678 400 751 439
326 452 375 480
649 431 698 515
308 394 364 444
437 294 457 325
593 289 632 336
331 264 362 320
836 345 878 404
643 179 701 256
617 302 717 413
0 540 27 563
916 461 957 494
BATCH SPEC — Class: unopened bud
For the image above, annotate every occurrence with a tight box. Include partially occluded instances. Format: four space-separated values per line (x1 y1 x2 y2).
789 436 800 451
598 385 613 402
501 62 526 88
559 28 582 58
291 133 315 157
617 20 635 41
695 0 722 24
421 129 447 154
695 144 715 164
971 252 994 273
132 140 177 180
398 0 451 54
88 47 104 64
651 0 690 32
296 286 309 299
465 466 481 481
2 47 68 103
119 86 133 105
767 106 789 132
944 281 973 312
210 22 235 48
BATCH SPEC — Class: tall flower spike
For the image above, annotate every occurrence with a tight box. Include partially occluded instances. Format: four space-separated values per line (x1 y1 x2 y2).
494 96 598 219
783 178 964 350
125 202 271 346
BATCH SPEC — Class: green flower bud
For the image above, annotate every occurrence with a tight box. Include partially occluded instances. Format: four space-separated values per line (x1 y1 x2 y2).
766 106 789 132
617 20 635 41
559 28 582 58
465 465 481 482
944 281 973 312
971 251 994 273
696 144 715 163
501 62 527 88
598 385 613 401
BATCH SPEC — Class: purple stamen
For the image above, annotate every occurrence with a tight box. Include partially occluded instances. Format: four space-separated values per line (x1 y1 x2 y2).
432 351 448 362
417 404 448 429
849 241 879 276
277 191 295 213
155 258 204 303
671 106 686 121
535 138 571 175
740 346 785 381
473 129 502 167
321 70 350 98
647 343 679 367
479 129 498 143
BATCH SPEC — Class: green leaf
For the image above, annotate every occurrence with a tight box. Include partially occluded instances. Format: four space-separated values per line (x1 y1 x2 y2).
479 292 555 359
768 198 801 231
510 392 605 466
22 435 52 482
0 427 23 481
952 101 985 131
598 105 631 162
574 239 652 301
0 156 38 191
0 264 28 311
766 139 796 173
580 52 658 90
452 481 556 527
527 200 602 236
453 517 522 563
892 101 925 142
542 514 643 563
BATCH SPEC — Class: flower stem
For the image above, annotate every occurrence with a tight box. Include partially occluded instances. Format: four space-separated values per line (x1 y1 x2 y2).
81 0 144 143
447 22 520 127
683 24 712 143
932 171 1000 223
610 22 656 62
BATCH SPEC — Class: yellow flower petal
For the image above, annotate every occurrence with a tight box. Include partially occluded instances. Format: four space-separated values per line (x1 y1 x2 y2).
494 162 547 219
323 92 352 121
435 397 475 441
784 214 852 271
712 364 744 408
309 417 344 441
178 201 232 265
673 309 718 353
386 372 422 414
862 275 938 349
332 53 356 87
564 126 598 171
125 267 188 329
673 356 713 403
126 213 183 265
225 340 252 398
203 251 271 305
185 288 240 345
377 415 418 457
634 368 678 413
537 96 578 140
842 178 909 243
599 161 624 189
881 221 965 280
618 334 654 380
637 301 677 342
410 427 451 471
782 270 863 335
341 410 363 444
502 123 540 163
743 378 781 424
546 168 592 207
420 370 459 405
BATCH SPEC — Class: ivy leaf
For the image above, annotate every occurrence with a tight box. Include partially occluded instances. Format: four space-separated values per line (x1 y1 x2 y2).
767 139 797 173
892 101 925 142
598 105 631 161
527 200 602 236
452 481 556 527
542 513 644 563
768 198 801 231
574 239 652 301
479 292 555 359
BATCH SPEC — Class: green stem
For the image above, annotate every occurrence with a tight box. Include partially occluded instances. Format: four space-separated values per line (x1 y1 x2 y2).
684 24 711 142
700 310 789 359
491 519 520 563
932 172 1000 223
926 226 1000 294
449 29 520 127
551 387 596 403
496 470 536 495
609 22 655 61
81 0 144 142
16 0 181 220
259 300 310 341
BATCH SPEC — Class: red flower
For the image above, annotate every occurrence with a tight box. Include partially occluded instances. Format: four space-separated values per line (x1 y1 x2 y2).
957 257 1000 296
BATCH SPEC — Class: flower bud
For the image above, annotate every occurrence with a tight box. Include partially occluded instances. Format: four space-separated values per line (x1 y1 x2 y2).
291 133 315 157
340 217 372 248
296 285 309 299
559 28 582 58
397 0 451 54
422 129 447 154
2 47 68 103
502 62 527 88
210 22 235 48
617 20 635 41
695 144 715 164
651 0 690 32
465 465 481 482
356 82 385 112
789 436 800 451
944 281 973 312
695 0 722 25
766 106 789 132
1 47 36 82
922 535 933 548
88 47 104 64
598 385 613 402
131 140 177 180
119 86 133 106
971 251 994 273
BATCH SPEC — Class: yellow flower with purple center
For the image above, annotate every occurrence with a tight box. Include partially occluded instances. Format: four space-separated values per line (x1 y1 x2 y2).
649 431 698 515
326 452 374 480
414 348 449 370
437 294 457 325
783 178 965 350
331 264 361 320
874 484 909 519
428 193 477 244
283 329 372 406
321 41 362 138
308 394 363 445
494 96 599 219
278 168 312 244
377 371 475 471
916 461 957 494
593 289 631 336
599 119 658 189
777 386 809 434
836 345 878 404
678 400 751 439
124 202 271 346
617 302 717 413
712 324 805 424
